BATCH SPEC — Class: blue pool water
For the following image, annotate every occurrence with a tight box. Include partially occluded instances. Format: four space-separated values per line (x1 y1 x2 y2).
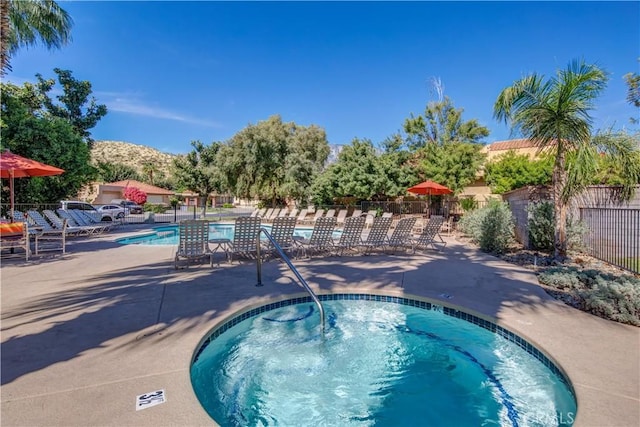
116 223 336 245
191 296 577 426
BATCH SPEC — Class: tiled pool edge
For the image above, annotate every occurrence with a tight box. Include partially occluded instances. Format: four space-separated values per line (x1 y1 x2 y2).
191 291 577 402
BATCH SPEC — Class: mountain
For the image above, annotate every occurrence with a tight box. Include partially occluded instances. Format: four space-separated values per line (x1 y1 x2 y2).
91 140 177 178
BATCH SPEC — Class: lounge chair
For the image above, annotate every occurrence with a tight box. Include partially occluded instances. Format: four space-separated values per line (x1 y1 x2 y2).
267 208 282 222
174 220 213 269
363 211 376 228
332 216 365 256
0 221 32 261
25 210 67 255
262 208 274 221
43 209 94 236
277 208 288 218
228 216 262 262
360 216 392 254
324 209 336 219
351 209 363 219
387 217 417 254
382 212 393 218
301 208 324 225
250 208 262 218
287 207 299 219
411 216 446 252
335 209 348 227
295 208 309 224
298 216 336 257
266 216 298 258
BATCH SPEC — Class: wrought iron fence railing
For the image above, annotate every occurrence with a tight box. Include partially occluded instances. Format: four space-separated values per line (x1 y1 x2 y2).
580 207 640 274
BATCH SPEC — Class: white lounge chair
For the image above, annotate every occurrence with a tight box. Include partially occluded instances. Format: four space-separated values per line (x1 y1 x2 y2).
298 216 336 257
360 216 392 254
228 216 262 262
332 216 365 256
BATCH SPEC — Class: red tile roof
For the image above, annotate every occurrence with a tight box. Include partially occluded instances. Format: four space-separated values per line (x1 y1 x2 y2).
107 180 175 195
488 139 539 151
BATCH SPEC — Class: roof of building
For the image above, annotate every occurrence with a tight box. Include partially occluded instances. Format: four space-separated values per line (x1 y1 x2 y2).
487 139 539 151
107 180 175 195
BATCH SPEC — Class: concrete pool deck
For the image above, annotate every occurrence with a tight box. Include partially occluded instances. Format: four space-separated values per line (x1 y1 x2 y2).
1 224 638 426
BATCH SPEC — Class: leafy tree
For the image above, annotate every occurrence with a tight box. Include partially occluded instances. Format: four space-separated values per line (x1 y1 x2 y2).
123 187 147 205
495 59 619 259
1 81 95 203
590 130 640 194
219 115 329 206
36 68 107 147
623 59 639 123
95 161 141 183
378 133 419 196
172 140 223 215
402 96 488 195
416 142 486 194
312 138 389 203
0 0 73 75
142 161 159 185
403 96 489 150
485 150 553 194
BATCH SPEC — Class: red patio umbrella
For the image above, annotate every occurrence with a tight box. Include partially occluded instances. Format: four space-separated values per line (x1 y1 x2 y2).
407 180 453 216
0 150 65 221
407 180 453 196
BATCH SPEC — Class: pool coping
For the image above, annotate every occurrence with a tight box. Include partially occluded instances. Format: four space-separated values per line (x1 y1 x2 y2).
1 226 638 426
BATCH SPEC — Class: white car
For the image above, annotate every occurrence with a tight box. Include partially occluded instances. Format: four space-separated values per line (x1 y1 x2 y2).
97 204 127 220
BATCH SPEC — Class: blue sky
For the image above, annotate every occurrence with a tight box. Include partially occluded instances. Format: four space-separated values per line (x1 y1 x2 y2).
5 1 639 154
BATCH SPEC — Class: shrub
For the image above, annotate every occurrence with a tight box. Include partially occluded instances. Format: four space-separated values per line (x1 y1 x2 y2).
222 203 234 208
143 203 167 213
458 200 514 254
479 201 514 254
527 201 554 251
123 187 147 205
460 197 478 212
539 267 640 326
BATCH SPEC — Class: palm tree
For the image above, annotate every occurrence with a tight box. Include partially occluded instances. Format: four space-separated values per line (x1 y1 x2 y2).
494 60 608 260
1 0 73 75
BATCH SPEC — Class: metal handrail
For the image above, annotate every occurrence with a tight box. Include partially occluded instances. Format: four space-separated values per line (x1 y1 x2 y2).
256 227 325 334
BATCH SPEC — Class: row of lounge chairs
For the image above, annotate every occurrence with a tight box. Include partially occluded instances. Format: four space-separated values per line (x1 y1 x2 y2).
249 207 395 228
174 215 447 268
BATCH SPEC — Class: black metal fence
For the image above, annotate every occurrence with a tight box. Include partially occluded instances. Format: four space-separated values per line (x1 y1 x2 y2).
580 207 640 274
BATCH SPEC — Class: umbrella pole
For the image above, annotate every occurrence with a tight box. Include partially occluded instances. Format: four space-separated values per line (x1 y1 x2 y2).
10 170 14 223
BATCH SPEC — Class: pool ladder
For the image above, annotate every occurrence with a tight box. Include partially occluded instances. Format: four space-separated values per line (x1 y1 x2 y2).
256 227 325 334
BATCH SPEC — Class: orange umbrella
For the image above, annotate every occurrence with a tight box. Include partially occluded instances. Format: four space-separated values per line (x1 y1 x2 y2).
0 150 65 221
407 180 453 216
407 180 452 196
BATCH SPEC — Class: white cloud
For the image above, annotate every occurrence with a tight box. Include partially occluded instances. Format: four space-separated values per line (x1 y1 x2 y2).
96 91 222 128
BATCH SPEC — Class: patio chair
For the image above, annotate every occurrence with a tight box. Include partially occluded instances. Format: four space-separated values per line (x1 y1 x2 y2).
382 212 393 219
26 210 67 255
66 209 112 233
43 209 94 236
440 216 455 236
174 220 213 269
300 208 324 225
363 211 376 228
324 209 336 219
411 216 446 252
295 208 309 224
359 216 392 254
298 216 336 257
262 208 274 221
335 209 348 227
250 208 262 217
228 216 262 262
265 216 299 259
277 208 289 218
332 216 365 256
1 221 33 261
266 208 282 222
386 217 417 254
287 207 299 219
350 209 363 219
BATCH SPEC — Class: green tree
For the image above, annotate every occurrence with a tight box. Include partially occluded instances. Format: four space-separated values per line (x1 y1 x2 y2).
141 161 159 185
1 81 95 203
312 138 390 203
416 142 486 194
590 130 640 195
495 59 616 259
0 0 73 75
403 96 489 150
219 115 329 206
36 68 107 147
485 150 553 194
95 161 141 183
172 140 224 216
403 96 488 194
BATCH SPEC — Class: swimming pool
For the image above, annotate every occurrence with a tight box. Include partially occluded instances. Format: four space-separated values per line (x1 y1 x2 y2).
191 294 577 426
116 223 339 245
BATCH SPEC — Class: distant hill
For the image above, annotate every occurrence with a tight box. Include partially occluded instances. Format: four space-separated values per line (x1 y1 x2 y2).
91 140 177 178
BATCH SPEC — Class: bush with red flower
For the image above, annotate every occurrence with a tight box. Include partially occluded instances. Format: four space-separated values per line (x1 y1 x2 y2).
123 187 147 205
